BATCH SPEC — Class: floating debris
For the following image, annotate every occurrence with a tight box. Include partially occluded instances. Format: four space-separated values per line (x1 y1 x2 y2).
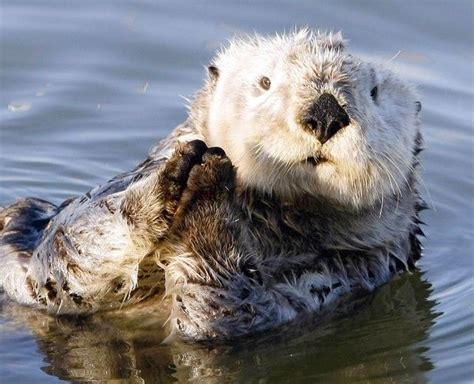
8 102 32 112
137 81 149 93
97 103 101 109
125 13 137 29
35 90 45 97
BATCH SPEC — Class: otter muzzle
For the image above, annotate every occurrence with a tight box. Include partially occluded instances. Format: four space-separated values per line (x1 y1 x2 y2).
302 93 350 144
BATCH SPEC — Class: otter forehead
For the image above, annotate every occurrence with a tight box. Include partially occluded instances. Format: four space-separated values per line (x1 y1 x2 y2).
214 30 355 86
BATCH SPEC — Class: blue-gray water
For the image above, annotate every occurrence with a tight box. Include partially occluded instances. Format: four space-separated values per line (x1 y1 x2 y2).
0 1 473 383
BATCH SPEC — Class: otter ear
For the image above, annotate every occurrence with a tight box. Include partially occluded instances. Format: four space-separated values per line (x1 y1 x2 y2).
316 31 346 51
208 65 219 82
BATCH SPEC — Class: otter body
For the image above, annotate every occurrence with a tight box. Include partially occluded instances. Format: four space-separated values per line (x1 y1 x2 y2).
0 30 424 340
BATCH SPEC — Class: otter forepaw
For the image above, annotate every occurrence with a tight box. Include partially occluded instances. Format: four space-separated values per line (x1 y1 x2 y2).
153 140 235 225
160 139 209 202
121 140 208 242
186 146 235 195
173 145 235 222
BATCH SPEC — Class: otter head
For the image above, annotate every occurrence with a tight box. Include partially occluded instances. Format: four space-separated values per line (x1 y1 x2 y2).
200 29 422 209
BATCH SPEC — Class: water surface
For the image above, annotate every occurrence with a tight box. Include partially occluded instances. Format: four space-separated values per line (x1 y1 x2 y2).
1 1 473 382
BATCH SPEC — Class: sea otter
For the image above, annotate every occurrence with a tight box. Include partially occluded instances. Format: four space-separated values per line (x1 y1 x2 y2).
0 29 424 340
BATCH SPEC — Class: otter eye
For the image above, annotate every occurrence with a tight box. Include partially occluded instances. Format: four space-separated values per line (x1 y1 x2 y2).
370 86 378 101
259 76 271 90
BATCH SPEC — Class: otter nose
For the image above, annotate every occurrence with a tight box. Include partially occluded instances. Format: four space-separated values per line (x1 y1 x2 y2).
302 93 350 144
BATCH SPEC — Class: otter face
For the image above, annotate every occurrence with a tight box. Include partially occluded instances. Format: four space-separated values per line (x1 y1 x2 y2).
204 29 421 209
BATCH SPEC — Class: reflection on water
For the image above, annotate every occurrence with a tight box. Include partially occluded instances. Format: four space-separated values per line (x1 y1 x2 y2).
1 273 439 383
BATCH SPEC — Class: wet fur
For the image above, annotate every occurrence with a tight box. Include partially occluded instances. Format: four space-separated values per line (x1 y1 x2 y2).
0 29 424 340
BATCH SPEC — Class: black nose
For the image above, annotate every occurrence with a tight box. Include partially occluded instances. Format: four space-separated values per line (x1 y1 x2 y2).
302 93 350 144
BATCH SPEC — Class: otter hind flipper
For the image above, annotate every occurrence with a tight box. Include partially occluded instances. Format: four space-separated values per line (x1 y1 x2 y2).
0 198 59 304
0 198 58 258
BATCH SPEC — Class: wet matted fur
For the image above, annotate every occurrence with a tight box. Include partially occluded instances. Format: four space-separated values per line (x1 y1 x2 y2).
0 29 425 340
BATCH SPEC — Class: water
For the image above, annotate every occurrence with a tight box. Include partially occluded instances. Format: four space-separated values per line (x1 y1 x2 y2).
0 1 472 382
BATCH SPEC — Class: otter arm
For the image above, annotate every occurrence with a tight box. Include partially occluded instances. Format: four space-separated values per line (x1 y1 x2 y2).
0 139 209 315
165 215 402 340
161 202 334 340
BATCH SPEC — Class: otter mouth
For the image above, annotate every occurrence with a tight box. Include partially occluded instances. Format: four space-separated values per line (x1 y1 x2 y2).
303 156 328 166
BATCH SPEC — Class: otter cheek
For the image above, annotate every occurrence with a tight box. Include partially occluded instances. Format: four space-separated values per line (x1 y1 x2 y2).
208 97 237 148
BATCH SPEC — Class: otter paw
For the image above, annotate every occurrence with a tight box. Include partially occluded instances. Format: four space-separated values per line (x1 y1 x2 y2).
186 146 235 197
173 146 235 220
122 141 235 244
161 142 235 221
160 139 208 203
121 140 209 242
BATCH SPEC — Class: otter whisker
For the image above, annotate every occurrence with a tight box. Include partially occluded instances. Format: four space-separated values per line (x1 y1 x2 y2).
373 156 401 200
379 186 385 217
387 50 402 63
378 151 412 193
